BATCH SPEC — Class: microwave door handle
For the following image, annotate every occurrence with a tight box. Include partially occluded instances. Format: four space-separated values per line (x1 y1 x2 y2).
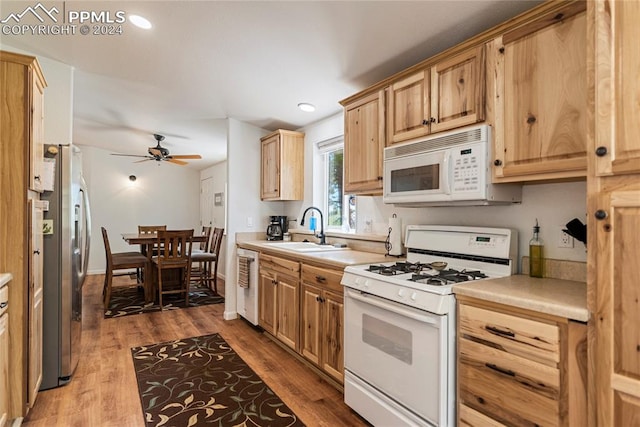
441 152 452 195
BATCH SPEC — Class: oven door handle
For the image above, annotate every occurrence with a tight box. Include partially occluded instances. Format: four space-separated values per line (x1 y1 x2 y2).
346 290 441 325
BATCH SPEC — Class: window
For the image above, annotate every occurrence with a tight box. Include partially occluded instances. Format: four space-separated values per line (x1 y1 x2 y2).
318 137 356 232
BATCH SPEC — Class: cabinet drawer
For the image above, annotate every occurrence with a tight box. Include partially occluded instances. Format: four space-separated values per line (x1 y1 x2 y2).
260 253 299 277
459 304 559 365
459 404 507 427
301 264 343 293
459 353 559 426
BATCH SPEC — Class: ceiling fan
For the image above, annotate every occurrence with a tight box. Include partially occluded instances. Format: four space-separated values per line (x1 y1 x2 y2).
111 134 202 165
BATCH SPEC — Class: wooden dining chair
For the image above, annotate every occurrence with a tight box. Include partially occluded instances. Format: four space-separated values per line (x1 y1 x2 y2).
152 229 194 309
136 225 166 282
190 227 224 294
101 227 150 309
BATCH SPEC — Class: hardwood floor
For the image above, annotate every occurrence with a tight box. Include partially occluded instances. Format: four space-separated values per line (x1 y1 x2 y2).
24 274 369 427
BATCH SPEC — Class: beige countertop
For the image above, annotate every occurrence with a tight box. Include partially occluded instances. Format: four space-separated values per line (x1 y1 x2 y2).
0 273 11 288
237 240 397 269
453 275 588 322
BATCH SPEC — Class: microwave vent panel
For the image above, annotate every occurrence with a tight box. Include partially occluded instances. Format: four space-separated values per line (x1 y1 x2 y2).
385 125 488 160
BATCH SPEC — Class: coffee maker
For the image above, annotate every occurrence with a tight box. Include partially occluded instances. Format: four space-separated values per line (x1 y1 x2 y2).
266 215 287 241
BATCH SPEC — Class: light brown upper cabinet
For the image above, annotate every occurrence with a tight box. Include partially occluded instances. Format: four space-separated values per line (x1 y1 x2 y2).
343 90 385 195
387 45 486 145
494 3 587 182
430 45 486 134
260 129 304 201
387 69 430 143
592 0 640 177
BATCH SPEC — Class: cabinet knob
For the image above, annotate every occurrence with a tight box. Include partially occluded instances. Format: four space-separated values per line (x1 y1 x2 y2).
494 159 503 166
430 117 436 123
595 146 608 157
34 175 41 181
0 302 7 309
377 176 383 181
422 119 429 126
526 115 537 124
595 210 608 220
34 249 40 255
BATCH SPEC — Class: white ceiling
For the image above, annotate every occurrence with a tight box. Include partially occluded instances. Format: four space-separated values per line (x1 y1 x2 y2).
1 0 542 170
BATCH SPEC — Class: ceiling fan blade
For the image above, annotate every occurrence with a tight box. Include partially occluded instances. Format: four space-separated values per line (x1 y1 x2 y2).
149 148 162 156
168 154 202 160
111 153 152 158
134 158 154 163
167 158 188 166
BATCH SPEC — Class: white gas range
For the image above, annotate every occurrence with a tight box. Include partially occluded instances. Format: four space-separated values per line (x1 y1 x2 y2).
341 225 517 427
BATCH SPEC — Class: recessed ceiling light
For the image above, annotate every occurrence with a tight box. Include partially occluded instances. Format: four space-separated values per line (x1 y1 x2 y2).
129 14 152 30
298 103 316 112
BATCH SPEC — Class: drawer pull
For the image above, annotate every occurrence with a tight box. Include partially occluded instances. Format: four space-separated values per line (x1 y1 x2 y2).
315 275 327 283
485 325 515 338
485 363 515 377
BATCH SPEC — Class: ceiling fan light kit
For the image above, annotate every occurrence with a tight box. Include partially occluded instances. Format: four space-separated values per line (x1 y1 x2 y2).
110 133 202 166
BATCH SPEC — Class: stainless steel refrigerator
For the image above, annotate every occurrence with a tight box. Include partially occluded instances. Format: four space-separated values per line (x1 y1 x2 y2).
41 144 91 390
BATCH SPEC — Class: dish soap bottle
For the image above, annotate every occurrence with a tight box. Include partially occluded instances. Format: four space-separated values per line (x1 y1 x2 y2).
529 219 544 278
309 212 317 232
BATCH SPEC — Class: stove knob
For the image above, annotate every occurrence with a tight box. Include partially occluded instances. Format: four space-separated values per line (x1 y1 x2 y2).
363 281 370 289
410 292 417 301
398 289 405 297
355 277 364 286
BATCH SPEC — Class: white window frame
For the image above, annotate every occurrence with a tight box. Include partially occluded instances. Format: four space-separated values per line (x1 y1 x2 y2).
316 136 353 233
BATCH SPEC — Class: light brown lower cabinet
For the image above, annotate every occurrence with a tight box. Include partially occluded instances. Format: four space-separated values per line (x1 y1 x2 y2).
258 254 300 351
258 254 345 385
456 296 587 426
300 264 344 384
0 284 9 427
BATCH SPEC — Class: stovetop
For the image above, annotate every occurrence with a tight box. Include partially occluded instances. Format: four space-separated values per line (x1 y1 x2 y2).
341 225 518 313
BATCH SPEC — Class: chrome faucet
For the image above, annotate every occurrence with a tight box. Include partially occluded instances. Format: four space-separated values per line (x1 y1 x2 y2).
300 206 326 245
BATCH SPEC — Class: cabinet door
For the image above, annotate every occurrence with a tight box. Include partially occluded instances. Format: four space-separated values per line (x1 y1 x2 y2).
275 274 299 351
593 0 640 176
592 183 640 425
260 134 280 200
497 6 587 181
258 269 277 335
344 90 385 194
321 289 344 383
430 45 485 134
28 200 43 407
387 70 430 144
300 283 322 365
0 313 8 427
30 70 45 192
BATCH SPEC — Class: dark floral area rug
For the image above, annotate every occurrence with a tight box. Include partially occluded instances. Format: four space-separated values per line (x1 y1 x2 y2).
131 333 305 427
105 283 224 318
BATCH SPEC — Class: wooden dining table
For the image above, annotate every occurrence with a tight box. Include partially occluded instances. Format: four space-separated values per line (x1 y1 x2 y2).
121 232 208 302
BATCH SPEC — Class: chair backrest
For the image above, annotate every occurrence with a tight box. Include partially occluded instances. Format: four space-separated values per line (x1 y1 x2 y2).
101 227 113 267
139 225 167 234
155 229 194 265
209 228 224 256
200 226 212 251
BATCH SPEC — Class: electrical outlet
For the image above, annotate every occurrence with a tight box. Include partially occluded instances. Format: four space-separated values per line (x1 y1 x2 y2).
557 227 574 248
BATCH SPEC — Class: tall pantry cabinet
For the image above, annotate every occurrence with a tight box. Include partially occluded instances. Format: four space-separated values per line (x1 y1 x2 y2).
0 51 47 420
589 1 640 425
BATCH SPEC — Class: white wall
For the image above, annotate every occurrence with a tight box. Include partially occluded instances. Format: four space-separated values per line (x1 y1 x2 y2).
81 145 200 274
200 161 228 279
293 112 588 270
223 118 276 319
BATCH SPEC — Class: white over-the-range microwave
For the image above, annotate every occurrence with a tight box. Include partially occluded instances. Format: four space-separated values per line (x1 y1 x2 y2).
383 124 522 206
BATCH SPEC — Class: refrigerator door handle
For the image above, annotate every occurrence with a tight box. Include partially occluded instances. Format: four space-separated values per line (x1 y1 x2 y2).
78 176 91 286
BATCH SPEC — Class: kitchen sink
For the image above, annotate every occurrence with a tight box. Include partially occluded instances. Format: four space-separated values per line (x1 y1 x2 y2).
263 241 349 252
